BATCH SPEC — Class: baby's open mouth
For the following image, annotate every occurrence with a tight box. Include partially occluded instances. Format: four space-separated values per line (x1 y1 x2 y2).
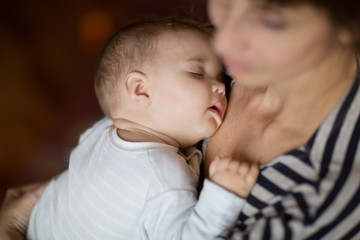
209 100 224 122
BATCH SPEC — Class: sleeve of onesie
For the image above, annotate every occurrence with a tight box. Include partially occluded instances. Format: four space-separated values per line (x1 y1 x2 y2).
140 179 245 240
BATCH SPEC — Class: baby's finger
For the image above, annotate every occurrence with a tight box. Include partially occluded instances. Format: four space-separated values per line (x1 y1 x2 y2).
208 156 221 177
209 156 232 177
238 161 250 176
228 160 241 173
246 163 260 184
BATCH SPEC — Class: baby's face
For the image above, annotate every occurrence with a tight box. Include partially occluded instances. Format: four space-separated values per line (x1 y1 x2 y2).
146 30 227 147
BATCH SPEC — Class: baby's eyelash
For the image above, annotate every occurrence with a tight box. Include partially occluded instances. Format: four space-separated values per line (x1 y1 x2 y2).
191 72 204 77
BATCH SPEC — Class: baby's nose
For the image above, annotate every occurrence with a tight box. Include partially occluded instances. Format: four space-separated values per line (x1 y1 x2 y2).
212 81 226 96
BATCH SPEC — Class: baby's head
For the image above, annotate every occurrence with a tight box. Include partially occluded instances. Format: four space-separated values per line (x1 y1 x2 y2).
95 17 227 147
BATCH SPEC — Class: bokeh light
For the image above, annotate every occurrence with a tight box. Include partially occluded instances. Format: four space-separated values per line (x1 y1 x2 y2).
77 8 114 55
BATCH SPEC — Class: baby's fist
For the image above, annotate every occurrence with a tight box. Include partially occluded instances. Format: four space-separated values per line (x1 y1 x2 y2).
209 156 259 198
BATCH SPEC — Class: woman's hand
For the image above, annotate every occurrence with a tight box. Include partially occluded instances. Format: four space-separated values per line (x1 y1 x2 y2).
0 181 48 240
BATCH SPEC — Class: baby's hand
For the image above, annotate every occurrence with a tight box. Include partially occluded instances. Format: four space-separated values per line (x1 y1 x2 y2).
209 156 259 198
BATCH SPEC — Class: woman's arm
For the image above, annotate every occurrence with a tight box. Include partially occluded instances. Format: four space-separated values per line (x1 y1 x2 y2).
0 182 47 240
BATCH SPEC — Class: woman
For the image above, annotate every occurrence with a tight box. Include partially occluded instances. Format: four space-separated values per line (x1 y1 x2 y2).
205 0 360 238
1 0 360 239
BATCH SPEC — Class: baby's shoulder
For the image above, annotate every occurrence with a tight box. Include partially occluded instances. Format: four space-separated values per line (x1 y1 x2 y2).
147 149 199 191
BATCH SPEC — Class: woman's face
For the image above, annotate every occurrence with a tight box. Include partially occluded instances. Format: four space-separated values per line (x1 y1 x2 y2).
208 0 345 87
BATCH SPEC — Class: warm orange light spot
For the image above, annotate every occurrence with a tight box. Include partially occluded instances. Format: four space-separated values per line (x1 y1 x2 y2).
77 9 114 55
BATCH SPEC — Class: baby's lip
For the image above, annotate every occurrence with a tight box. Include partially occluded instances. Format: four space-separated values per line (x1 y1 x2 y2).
209 99 226 122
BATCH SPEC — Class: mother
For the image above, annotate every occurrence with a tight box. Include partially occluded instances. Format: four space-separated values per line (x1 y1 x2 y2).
1 0 360 239
204 0 360 238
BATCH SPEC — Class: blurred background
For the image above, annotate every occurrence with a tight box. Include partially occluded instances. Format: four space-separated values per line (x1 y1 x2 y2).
0 0 208 200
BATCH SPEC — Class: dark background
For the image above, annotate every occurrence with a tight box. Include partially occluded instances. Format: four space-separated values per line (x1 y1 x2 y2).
0 0 208 200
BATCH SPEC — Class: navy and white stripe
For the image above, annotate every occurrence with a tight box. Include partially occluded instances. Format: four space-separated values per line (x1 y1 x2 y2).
219 74 360 239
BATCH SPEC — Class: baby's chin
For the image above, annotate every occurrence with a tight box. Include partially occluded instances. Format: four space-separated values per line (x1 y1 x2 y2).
209 118 222 135
177 121 221 148
198 121 221 142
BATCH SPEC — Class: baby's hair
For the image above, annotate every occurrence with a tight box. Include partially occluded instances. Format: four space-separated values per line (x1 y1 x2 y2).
94 16 212 118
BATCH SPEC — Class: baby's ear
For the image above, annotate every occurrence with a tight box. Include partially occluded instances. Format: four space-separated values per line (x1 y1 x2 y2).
125 71 151 106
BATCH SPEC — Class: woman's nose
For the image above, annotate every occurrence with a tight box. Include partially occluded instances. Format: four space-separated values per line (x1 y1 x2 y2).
212 15 249 59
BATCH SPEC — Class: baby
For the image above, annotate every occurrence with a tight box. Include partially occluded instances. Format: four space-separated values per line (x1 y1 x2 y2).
27 17 259 240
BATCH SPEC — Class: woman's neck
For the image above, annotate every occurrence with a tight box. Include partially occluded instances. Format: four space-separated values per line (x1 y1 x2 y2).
113 118 181 148
261 53 358 131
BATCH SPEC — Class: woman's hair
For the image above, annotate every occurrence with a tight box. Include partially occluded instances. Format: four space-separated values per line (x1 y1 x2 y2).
94 17 211 117
264 0 360 52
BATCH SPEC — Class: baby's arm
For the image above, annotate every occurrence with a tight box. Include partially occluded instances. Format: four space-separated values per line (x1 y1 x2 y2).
209 156 259 198
140 150 254 240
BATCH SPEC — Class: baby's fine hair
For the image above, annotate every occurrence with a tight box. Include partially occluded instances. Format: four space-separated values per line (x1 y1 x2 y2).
94 17 212 118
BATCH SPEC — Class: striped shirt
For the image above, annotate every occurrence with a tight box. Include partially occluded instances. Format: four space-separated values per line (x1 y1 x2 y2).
219 73 360 239
28 118 245 240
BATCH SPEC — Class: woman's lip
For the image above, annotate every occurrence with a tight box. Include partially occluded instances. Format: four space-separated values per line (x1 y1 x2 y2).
223 57 250 73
